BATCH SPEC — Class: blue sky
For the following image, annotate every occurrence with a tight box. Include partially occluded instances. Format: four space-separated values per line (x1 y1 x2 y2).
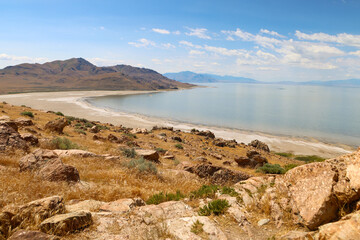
1 0 360 81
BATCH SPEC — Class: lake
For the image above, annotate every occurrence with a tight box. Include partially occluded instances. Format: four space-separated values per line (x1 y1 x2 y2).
87 83 360 147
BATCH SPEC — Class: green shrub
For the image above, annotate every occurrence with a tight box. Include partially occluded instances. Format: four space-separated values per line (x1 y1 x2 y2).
284 164 298 172
191 220 204 235
0 105 3 108
124 133 137 139
21 105 27 107
55 112 64 116
199 199 230 216
96 124 109 130
275 152 294 158
173 159 180 166
84 122 94 128
51 137 79 150
20 111 34 118
146 190 185 205
123 148 137 158
256 163 285 174
221 186 238 197
65 116 76 122
125 157 157 174
295 155 325 163
155 148 167 154
190 185 219 199
174 143 183 149
75 129 86 135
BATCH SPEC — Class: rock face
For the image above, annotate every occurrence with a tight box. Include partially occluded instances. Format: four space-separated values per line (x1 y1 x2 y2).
21 133 39 146
19 149 80 182
8 230 60 240
135 149 160 163
44 118 68 134
11 196 65 229
0 122 28 152
318 211 360 239
213 139 237 148
184 163 251 184
40 211 92 236
15 117 34 127
235 150 268 168
248 140 270 152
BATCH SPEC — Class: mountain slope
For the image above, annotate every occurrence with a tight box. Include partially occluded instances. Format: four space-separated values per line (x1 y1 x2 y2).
164 71 258 83
0 58 193 94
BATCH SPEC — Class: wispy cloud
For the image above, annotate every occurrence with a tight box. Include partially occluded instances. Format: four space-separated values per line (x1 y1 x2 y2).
162 43 176 49
128 38 156 48
260 29 285 38
0 53 48 63
152 28 170 34
295 30 360 48
186 28 211 39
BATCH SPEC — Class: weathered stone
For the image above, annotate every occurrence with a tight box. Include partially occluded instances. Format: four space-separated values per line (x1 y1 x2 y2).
53 149 98 158
15 117 34 127
21 133 39 146
195 130 215 139
163 154 175 159
0 122 28 152
40 211 92 236
130 128 148 134
11 196 65 229
135 149 160 163
248 139 270 152
213 138 237 148
19 149 58 172
66 200 105 213
100 198 145 213
107 134 118 142
172 136 182 142
280 231 317 240
318 211 360 240
39 159 80 182
210 152 222 160
257 218 270 226
8 230 60 240
89 125 100 133
0 120 18 132
193 156 208 162
44 118 68 134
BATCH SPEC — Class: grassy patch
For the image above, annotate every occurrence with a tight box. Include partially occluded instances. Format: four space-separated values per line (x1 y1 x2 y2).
55 112 64 116
75 129 87 135
20 111 34 118
256 163 285 174
124 133 137 139
199 199 230 216
275 152 294 158
190 185 219 199
123 148 137 158
155 148 167 154
221 186 238 197
124 157 157 174
146 190 185 205
284 164 298 172
191 220 204 235
295 155 325 163
174 143 183 149
51 137 80 150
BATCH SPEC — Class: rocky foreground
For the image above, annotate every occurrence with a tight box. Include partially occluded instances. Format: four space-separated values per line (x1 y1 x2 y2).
0 102 359 239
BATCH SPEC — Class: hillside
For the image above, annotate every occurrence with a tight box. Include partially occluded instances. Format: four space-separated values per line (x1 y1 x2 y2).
164 71 258 83
0 58 193 94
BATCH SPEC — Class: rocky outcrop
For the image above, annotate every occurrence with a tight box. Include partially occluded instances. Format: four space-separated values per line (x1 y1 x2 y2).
40 211 92 236
184 163 251 184
235 150 268 168
191 129 215 139
11 196 65 230
135 149 160 163
19 149 80 182
21 133 39 146
8 230 60 240
15 117 34 127
213 138 237 148
0 122 28 152
44 118 68 134
318 211 360 239
248 140 270 152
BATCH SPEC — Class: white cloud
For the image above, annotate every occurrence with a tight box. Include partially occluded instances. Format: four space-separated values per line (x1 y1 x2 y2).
186 28 211 39
128 38 156 48
173 30 181 35
162 43 176 49
152 28 170 34
295 30 360 48
260 29 285 38
0 53 48 63
88 58 124 66
99 26 105 30
350 50 360 56
257 67 280 71
179 40 202 49
189 50 205 55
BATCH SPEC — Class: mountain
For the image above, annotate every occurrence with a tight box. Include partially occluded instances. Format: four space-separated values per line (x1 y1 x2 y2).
0 58 193 94
164 71 258 83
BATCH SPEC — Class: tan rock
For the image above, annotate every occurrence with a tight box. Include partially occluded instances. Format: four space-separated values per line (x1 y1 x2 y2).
318 211 360 240
40 211 92 236
15 117 34 127
99 198 145 213
280 231 317 240
135 149 160 163
8 230 60 240
66 200 105 213
0 122 28 152
53 149 98 158
44 118 68 134
11 196 65 229
38 159 80 182
21 133 39 146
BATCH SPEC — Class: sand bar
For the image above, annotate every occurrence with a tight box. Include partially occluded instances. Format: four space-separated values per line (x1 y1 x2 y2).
0 90 354 158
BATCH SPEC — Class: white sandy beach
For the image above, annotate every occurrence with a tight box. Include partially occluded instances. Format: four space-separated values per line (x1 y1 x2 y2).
0 90 354 158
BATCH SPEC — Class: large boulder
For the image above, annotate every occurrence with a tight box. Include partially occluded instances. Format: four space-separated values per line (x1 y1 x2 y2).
44 118 68 134
135 149 160 163
248 140 270 152
19 149 80 182
15 117 34 127
21 133 39 146
40 211 92 236
8 230 60 240
235 151 268 168
0 122 28 152
11 196 65 229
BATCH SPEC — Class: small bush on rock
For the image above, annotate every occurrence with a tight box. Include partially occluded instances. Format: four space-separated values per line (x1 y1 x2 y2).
123 148 137 158
221 186 239 197
295 155 325 163
199 199 230 216
256 163 285 174
146 190 185 205
191 220 204 235
51 137 80 150
190 185 219 199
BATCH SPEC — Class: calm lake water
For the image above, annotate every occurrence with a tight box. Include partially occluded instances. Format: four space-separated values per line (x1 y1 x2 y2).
87 83 360 147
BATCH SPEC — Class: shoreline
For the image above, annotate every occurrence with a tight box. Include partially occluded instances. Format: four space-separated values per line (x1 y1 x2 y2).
0 90 354 158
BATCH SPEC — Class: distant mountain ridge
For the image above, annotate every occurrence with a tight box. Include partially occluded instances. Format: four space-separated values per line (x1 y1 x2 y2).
164 71 360 87
0 58 193 94
164 71 258 83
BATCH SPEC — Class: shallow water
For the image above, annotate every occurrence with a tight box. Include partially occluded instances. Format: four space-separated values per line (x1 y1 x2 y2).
87 83 360 147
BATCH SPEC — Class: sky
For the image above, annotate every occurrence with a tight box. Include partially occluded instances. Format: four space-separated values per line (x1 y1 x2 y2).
1 0 360 82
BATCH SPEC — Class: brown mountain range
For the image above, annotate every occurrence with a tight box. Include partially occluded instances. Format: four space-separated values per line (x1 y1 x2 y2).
0 58 193 94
